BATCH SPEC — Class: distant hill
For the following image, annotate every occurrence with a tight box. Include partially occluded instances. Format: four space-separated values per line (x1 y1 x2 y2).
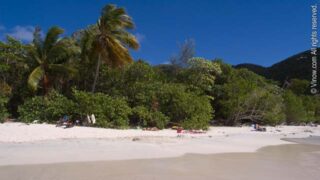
234 49 320 84
235 63 267 76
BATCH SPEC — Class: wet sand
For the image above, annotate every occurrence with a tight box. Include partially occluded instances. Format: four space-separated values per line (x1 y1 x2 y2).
1 142 319 180
283 136 320 145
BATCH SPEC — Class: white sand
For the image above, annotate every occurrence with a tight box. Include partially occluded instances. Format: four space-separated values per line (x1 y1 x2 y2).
0 122 319 165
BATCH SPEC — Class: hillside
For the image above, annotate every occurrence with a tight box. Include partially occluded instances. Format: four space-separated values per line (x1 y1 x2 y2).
235 49 320 84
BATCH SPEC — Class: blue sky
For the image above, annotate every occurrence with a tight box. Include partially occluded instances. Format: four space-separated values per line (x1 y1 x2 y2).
0 0 316 66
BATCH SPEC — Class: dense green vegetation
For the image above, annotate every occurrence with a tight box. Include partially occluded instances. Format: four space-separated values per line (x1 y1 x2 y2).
0 94 9 123
0 4 319 128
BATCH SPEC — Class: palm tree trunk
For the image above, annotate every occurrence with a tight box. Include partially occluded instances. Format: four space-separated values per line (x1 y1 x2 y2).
91 54 101 93
43 74 49 95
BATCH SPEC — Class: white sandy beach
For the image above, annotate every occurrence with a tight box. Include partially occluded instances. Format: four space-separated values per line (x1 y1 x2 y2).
0 122 319 166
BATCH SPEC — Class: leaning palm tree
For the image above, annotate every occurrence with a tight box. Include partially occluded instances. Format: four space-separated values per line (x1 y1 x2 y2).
28 26 79 94
86 4 139 92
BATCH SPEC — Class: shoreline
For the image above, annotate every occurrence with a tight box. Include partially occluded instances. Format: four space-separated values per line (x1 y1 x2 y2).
1 143 320 180
0 122 319 166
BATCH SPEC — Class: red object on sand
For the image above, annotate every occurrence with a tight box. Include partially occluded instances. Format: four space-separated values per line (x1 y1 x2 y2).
177 128 183 133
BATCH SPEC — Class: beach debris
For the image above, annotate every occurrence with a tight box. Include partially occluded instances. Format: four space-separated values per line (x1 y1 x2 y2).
181 129 206 134
132 137 141 141
4 118 16 123
304 129 313 133
142 127 159 131
171 126 179 130
307 123 318 127
32 120 40 124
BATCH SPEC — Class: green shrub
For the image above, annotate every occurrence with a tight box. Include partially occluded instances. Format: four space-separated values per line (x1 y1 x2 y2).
263 102 286 125
151 111 169 129
158 84 213 130
0 95 9 122
44 91 76 122
131 106 169 129
98 61 161 97
18 96 46 123
97 61 214 129
283 90 308 124
0 82 11 122
127 83 213 129
73 90 131 128
18 91 75 123
301 95 320 123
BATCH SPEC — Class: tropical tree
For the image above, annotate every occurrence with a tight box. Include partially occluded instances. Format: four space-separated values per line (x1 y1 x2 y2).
283 90 307 124
286 79 309 95
0 81 11 121
214 67 286 125
0 36 32 117
179 57 222 93
0 36 29 84
84 4 139 92
27 26 79 94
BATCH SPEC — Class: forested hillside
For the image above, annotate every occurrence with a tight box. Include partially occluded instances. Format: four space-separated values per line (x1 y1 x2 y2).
235 49 320 85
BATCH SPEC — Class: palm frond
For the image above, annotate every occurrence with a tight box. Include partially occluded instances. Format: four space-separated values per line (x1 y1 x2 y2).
43 26 64 53
85 4 139 68
47 38 80 64
100 4 134 31
80 26 99 60
28 48 42 64
48 64 78 77
28 66 45 91
112 30 139 49
103 37 134 67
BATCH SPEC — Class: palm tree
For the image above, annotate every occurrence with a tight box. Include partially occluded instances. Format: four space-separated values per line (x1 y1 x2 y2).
86 4 139 92
28 26 79 94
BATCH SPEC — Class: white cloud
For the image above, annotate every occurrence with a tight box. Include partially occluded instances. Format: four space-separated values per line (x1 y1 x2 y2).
7 26 35 42
135 33 146 43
